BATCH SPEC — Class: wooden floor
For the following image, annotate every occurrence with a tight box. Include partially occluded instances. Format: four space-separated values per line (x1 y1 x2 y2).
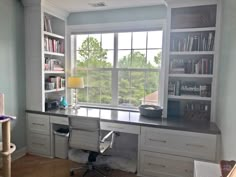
0 154 137 177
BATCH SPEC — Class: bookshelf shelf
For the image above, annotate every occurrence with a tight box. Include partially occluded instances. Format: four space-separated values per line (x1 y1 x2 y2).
169 74 213 78
44 31 64 39
44 51 65 57
168 95 212 101
170 51 215 55
45 88 65 93
171 27 216 33
44 71 65 74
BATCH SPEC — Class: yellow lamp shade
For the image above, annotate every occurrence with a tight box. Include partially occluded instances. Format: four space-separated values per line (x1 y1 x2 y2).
67 77 84 89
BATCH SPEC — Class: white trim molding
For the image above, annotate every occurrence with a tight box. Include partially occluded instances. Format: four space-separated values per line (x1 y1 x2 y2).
12 147 27 161
22 0 69 20
68 19 166 34
42 0 69 20
165 0 218 8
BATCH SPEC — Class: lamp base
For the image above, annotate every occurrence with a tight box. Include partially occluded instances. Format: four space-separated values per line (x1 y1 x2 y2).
71 103 80 110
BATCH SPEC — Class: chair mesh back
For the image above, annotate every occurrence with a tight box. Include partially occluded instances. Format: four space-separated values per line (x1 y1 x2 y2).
69 116 100 152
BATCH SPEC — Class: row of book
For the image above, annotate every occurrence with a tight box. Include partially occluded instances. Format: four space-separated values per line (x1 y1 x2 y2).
44 58 64 71
45 76 65 90
168 81 211 97
184 102 211 122
169 58 213 74
44 16 52 33
171 32 215 52
44 37 64 54
185 102 210 112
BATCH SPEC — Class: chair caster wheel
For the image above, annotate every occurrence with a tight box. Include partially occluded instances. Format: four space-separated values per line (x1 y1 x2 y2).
70 170 74 176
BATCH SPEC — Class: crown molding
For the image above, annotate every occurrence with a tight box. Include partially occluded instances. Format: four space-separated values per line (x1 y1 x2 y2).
22 0 69 19
68 19 166 34
42 0 69 20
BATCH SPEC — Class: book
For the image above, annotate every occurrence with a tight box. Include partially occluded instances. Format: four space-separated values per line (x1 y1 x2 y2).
44 16 52 33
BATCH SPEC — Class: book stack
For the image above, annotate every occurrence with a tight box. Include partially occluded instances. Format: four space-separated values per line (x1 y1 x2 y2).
169 58 213 74
45 76 65 90
45 58 64 71
169 59 185 73
168 81 211 97
171 32 215 52
44 37 64 54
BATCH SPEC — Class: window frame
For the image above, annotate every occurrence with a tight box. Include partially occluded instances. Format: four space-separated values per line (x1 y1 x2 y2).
68 20 166 110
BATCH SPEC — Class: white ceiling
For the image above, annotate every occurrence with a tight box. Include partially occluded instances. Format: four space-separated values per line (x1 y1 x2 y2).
46 0 165 13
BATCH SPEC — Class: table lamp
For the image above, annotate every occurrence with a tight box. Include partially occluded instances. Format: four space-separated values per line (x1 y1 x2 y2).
67 77 84 110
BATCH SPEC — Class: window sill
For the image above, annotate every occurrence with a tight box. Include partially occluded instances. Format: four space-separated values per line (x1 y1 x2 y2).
79 104 139 112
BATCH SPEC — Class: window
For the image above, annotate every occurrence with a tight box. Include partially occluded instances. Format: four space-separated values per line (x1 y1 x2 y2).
71 30 163 108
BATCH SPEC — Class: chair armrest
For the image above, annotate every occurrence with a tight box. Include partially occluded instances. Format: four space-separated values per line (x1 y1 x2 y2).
101 131 114 143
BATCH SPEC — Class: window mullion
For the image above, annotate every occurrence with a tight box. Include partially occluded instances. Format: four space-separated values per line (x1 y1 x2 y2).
112 33 119 106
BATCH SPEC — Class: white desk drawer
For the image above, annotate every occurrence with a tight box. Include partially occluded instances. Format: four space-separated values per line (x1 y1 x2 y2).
27 113 50 135
50 116 69 125
141 127 217 161
140 151 193 177
28 133 50 156
101 122 140 134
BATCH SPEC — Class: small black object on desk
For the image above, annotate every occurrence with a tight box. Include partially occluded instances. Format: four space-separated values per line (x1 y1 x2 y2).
139 105 163 119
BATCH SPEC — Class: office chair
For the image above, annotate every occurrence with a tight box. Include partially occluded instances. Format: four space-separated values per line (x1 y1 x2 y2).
69 116 115 177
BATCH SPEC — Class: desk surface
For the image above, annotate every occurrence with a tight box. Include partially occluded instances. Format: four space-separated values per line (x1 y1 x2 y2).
26 107 220 135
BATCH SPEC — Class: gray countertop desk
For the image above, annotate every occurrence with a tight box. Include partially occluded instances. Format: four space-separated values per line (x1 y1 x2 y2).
26 107 220 135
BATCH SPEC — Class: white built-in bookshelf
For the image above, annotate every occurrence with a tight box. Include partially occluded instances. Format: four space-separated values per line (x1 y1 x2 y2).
23 1 67 111
43 13 66 110
164 1 220 122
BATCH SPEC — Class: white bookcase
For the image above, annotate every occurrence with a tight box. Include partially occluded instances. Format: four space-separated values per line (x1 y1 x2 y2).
23 0 68 111
163 0 221 122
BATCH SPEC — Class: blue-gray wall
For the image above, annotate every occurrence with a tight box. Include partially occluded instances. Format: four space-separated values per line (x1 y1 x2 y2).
216 0 236 159
0 0 26 149
68 5 167 25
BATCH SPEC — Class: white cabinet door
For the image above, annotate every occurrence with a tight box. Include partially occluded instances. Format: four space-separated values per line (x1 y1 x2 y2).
141 127 217 161
140 151 193 177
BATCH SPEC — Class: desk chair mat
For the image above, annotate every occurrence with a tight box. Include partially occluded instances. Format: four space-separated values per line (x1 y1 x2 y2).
68 149 137 173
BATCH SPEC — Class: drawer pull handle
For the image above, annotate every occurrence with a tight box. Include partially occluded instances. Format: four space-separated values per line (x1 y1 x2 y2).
185 169 193 173
32 142 44 146
32 123 44 126
148 163 166 168
186 143 204 148
149 138 167 143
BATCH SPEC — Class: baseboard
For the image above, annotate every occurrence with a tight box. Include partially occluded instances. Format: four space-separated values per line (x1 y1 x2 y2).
12 147 27 161
0 147 27 167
